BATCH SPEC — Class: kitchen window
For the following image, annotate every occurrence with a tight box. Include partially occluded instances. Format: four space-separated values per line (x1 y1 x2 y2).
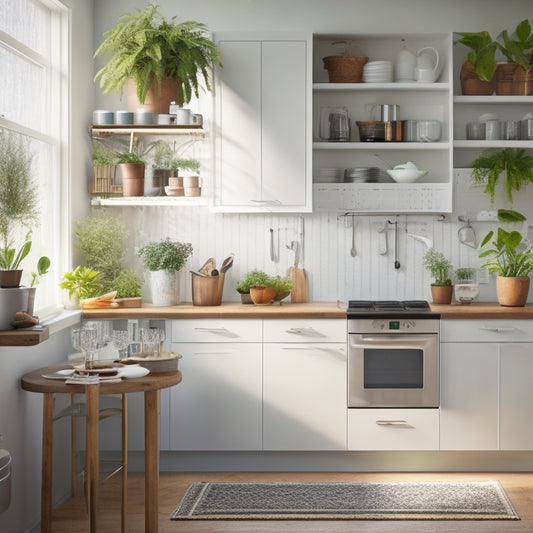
0 0 70 314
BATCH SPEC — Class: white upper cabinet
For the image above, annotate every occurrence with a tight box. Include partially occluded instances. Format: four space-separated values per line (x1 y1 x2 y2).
312 33 453 214
214 33 312 212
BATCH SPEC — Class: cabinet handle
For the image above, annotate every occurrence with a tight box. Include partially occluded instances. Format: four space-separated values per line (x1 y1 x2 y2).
285 327 325 337
479 326 516 333
250 199 282 205
375 420 413 428
193 327 239 338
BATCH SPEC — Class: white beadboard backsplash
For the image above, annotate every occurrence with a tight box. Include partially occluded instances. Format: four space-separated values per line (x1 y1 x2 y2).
105 169 533 304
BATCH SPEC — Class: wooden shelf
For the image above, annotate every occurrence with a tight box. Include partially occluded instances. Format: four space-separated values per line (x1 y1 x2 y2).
0 326 49 346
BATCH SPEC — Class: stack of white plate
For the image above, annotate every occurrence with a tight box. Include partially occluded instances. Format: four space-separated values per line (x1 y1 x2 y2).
315 168 343 183
344 167 381 183
362 61 393 83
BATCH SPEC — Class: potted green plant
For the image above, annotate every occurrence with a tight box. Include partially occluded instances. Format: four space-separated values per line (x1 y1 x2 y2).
236 269 270 303
74 215 143 306
93 4 222 112
91 139 118 196
117 151 147 197
495 19 533 95
423 248 453 304
138 237 193 306
59 265 105 308
235 269 293 305
479 226 533 306
470 148 533 206
454 31 497 95
454 267 479 304
0 131 39 288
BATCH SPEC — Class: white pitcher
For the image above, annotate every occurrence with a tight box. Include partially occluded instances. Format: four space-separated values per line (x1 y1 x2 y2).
415 47 440 83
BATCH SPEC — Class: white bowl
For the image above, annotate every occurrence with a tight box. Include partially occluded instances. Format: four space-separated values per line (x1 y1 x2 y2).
386 168 428 183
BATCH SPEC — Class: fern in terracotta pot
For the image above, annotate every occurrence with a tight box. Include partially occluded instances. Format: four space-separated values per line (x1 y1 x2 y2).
94 4 221 112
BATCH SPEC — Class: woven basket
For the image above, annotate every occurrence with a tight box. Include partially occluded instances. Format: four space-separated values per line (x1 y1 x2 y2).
323 56 369 83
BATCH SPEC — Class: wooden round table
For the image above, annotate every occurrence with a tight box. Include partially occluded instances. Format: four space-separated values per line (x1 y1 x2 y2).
21 365 182 533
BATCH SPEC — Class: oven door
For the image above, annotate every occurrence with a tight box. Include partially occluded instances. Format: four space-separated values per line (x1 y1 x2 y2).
348 333 439 408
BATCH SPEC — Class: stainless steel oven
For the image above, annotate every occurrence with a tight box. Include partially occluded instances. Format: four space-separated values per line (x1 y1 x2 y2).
347 300 440 408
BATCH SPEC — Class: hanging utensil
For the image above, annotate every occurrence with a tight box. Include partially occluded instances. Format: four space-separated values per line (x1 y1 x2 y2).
407 232 433 250
389 219 400 269
350 219 357 257
377 223 388 255
269 228 277 262
458 219 477 248
220 254 234 274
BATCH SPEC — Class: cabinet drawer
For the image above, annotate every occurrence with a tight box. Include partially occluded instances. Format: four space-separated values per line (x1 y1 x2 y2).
171 319 262 343
347 409 439 451
441 319 533 342
263 319 346 343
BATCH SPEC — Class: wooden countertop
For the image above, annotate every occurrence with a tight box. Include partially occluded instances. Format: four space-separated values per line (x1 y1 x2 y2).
430 302 533 319
82 301 346 320
81 300 533 321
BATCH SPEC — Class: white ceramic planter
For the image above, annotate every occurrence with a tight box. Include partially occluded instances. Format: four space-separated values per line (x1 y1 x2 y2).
150 270 180 306
0 287 30 330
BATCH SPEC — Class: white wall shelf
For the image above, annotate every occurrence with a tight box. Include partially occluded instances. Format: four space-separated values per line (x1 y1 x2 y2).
313 142 450 150
90 125 205 137
314 82 450 92
90 196 208 207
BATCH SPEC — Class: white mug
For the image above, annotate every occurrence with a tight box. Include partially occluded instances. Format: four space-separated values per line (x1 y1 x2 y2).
175 108 191 125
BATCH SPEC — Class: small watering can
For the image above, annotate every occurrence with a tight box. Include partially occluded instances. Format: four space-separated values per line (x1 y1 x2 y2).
415 47 440 83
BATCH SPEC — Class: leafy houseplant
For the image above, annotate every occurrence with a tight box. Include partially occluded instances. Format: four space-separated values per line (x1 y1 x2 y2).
423 248 453 304
495 19 533 95
0 131 39 287
455 31 497 94
59 265 104 302
471 148 533 206
117 151 147 197
93 4 222 111
138 237 193 306
479 226 533 306
236 269 293 304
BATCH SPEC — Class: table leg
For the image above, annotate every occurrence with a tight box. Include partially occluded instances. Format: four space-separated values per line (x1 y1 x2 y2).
121 393 128 533
85 384 99 533
41 393 55 533
144 389 160 533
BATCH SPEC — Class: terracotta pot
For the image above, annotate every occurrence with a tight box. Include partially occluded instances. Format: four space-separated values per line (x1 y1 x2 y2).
496 275 530 307
494 62 533 95
249 286 277 305
119 162 145 197
459 61 494 95
126 78 183 114
512 65 533 95
430 284 453 304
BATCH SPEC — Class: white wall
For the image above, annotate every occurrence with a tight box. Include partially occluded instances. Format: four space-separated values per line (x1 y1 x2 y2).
90 0 533 304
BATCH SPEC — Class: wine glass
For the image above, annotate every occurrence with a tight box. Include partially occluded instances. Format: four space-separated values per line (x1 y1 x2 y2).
71 327 98 370
112 330 129 360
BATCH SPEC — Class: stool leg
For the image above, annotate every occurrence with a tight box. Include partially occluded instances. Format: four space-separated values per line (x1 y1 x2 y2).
121 393 128 533
41 393 55 533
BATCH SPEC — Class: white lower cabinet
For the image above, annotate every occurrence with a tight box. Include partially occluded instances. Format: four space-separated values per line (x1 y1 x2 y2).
169 319 262 450
348 409 439 451
263 343 347 450
440 319 533 451
439 342 499 450
262 319 347 451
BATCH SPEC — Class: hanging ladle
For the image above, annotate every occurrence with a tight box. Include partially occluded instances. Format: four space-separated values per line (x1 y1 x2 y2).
388 219 400 269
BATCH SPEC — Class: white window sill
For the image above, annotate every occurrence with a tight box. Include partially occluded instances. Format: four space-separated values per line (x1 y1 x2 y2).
39 308 82 335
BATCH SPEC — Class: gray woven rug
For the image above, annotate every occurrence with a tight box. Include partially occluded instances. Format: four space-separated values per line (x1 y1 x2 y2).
171 481 519 520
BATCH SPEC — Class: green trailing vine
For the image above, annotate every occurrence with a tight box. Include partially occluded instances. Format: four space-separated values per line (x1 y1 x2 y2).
471 148 533 205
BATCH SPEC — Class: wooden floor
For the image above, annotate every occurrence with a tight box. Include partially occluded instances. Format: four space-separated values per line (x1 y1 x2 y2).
52 471 533 532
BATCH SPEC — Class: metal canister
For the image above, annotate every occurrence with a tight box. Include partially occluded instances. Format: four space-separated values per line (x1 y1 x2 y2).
402 119 418 142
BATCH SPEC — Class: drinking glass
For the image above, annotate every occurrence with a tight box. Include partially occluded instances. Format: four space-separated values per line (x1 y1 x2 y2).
112 330 129 360
71 327 98 369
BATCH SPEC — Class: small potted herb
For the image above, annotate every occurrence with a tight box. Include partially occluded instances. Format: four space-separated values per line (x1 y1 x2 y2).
138 238 193 306
454 267 479 304
117 151 147 197
423 248 453 304
236 270 293 305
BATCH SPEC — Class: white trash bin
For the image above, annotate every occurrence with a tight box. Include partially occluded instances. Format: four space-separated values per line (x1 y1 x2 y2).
0 449 12 513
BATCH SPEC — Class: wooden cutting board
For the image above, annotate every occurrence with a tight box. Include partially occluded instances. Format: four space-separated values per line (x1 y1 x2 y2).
288 266 308 303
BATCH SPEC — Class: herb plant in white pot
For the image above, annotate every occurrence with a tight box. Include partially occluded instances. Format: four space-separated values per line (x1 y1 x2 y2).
138 238 193 306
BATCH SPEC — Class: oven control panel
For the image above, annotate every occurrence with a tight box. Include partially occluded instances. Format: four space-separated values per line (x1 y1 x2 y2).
348 318 440 335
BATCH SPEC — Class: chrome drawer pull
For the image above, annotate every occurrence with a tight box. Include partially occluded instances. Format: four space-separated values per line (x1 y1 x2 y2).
479 327 516 333
376 420 413 428
285 327 325 337
193 327 239 338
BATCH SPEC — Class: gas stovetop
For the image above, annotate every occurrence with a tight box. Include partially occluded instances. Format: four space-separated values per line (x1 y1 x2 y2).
347 300 439 319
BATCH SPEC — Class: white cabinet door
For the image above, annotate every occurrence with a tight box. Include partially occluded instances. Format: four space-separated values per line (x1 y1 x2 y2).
169 342 262 450
215 34 311 212
439 342 499 450
263 343 346 450
500 343 533 450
